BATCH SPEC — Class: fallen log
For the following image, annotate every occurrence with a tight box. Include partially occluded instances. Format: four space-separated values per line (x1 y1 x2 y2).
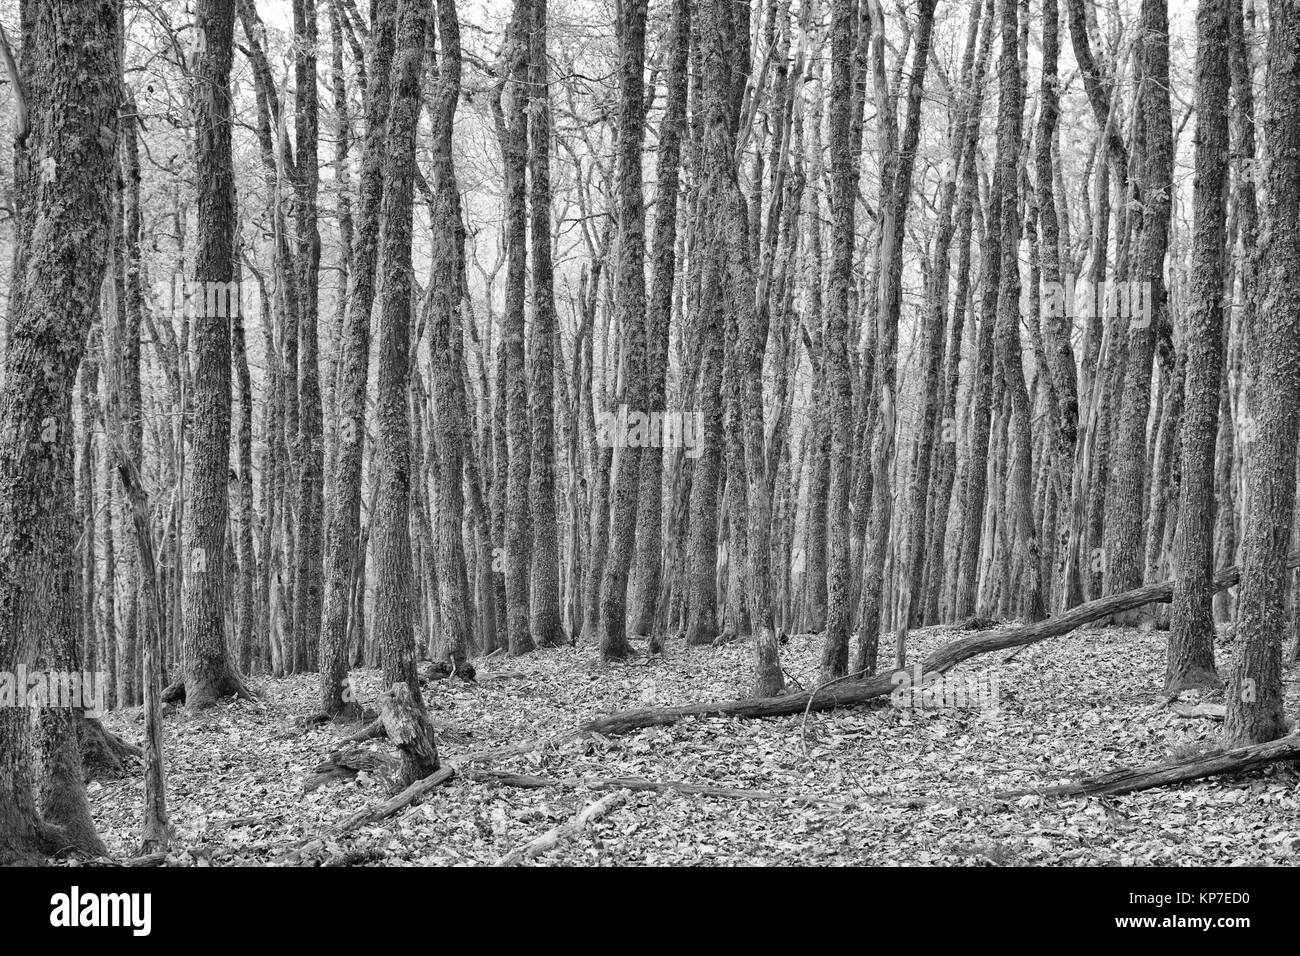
582 554 1299 737
494 790 630 866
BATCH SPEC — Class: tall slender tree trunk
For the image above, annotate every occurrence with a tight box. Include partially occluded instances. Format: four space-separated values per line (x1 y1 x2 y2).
628 0 689 645
1167 0 1229 694
182 0 250 711
319 0 394 717
371 0 438 781
527 0 565 649
818 0 862 681
501 0 534 656
293 0 325 674
854 0 935 674
990 0 1042 624
428 0 474 673
598 0 649 662
1103 0 1172 606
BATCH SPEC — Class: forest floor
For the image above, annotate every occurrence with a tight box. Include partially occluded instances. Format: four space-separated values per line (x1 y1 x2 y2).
85 622 1300 866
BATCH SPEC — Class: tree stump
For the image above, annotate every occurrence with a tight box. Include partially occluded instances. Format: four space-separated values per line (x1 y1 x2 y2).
378 683 439 787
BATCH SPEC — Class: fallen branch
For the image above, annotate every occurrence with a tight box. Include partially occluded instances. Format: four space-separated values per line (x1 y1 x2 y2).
303 745 398 792
886 731 1300 809
329 765 459 836
89 851 167 867
465 768 855 808
277 730 584 863
582 554 1298 737
1000 731 1300 800
494 790 630 866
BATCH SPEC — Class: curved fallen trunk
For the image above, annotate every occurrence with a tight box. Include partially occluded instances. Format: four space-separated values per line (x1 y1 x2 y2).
582 554 1298 736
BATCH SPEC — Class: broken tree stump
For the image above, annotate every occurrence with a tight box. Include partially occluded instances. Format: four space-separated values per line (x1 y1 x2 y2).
379 682 439 787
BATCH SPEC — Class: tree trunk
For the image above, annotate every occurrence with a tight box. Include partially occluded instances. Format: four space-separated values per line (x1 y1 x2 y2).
628 0 689 644
1224 0 1300 746
597 0 649 662
527 0 566 649
818 0 863 681
500 0 534 656
319 0 395 717
371 0 431 711
292 0 326 675
427 0 474 674
0 0 121 864
182 0 249 711
1103 0 1173 606
1167 0 1229 693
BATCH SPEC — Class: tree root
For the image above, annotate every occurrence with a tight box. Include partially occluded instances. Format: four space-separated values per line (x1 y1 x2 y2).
161 675 259 710
79 716 143 781
304 702 370 727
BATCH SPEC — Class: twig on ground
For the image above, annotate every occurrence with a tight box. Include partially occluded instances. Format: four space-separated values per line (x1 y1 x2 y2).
494 789 631 866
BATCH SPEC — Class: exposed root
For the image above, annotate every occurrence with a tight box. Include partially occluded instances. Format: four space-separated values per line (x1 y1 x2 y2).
79 716 142 781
